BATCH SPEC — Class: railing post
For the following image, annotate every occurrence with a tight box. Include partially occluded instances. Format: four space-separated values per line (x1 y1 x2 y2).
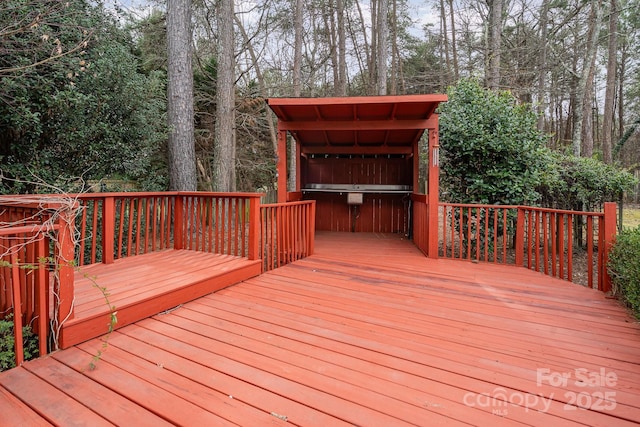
102 196 115 264
36 237 48 357
10 251 25 366
248 196 260 260
174 194 184 250
515 207 525 267
56 208 76 327
602 202 617 293
308 201 316 255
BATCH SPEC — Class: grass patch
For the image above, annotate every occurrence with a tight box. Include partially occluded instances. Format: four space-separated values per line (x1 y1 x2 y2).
623 205 640 229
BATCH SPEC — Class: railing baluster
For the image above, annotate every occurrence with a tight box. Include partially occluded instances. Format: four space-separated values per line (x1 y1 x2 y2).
543 212 549 275
10 251 24 366
558 214 565 280
135 198 143 256
91 201 99 264
534 210 540 272
144 198 151 254
567 214 573 282
587 216 594 289
551 212 557 277
598 216 605 291
260 200 315 271
433 202 608 289
79 205 87 266
117 199 125 258
36 238 48 357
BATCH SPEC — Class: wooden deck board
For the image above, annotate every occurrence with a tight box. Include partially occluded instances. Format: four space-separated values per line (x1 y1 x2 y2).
2 232 640 425
22 357 173 427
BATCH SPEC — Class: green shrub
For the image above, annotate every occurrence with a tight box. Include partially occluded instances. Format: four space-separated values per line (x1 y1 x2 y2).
0 315 40 371
537 152 636 211
439 79 547 206
608 226 640 318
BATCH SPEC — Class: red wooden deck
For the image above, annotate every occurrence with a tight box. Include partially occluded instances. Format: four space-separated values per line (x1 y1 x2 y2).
2 232 640 425
59 250 263 348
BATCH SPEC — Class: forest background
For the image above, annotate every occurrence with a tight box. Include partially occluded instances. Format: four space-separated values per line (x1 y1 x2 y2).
0 0 638 208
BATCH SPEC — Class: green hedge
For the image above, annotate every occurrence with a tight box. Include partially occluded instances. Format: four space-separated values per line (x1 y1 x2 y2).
0 315 39 371
608 226 640 318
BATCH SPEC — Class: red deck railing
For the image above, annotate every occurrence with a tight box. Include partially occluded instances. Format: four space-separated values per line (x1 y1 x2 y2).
0 224 54 366
73 192 263 266
261 200 316 271
2 192 616 369
432 201 617 292
1 192 282 368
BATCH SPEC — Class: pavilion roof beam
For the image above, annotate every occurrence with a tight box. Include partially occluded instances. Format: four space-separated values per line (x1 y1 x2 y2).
277 119 433 131
301 145 413 155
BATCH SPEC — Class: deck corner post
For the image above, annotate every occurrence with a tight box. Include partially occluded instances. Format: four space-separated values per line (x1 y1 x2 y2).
56 208 76 324
309 200 316 255
248 196 260 260
602 202 617 293
515 207 525 267
174 194 184 250
102 196 115 264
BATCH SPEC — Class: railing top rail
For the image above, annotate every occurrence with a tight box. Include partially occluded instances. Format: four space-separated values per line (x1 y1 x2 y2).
439 202 520 209
0 223 61 236
262 200 316 208
518 205 605 216
71 191 264 200
0 195 78 210
177 191 264 198
0 192 266 206
439 202 606 217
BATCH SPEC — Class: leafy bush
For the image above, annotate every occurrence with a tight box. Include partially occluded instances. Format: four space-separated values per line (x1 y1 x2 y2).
0 0 168 194
438 79 547 205
608 226 640 318
438 79 636 212
0 315 39 371
538 152 636 211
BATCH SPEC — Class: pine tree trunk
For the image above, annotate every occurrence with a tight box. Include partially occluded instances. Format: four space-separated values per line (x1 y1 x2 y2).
448 0 459 81
486 0 503 90
337 0 347 96
376 0 388 95
572 0 603 157
214 0 236 191
601 0 617 164
288 0 304 193
439 0 451 81
536 0 549 131
167 0 197 191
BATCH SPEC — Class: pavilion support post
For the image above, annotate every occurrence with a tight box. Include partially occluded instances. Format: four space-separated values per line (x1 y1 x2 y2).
427 123 440 258
295 138 302 194
277 125 288 203
413 138 420 193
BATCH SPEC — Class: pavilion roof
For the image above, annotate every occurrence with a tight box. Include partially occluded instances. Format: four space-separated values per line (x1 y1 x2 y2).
267 95 447 154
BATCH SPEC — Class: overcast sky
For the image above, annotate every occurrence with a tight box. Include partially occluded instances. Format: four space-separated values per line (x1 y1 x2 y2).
110 0 438 37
